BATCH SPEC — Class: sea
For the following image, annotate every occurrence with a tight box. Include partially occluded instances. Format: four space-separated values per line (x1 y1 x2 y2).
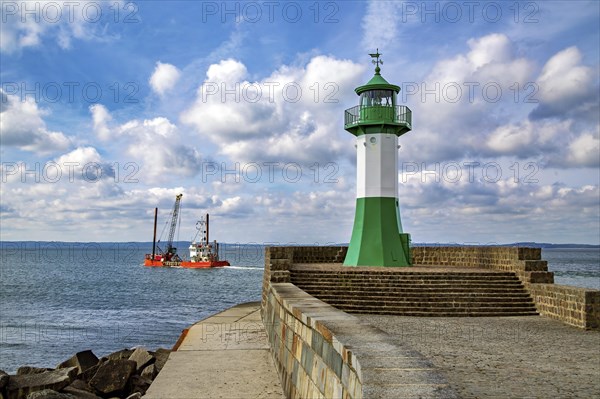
0 243 598 374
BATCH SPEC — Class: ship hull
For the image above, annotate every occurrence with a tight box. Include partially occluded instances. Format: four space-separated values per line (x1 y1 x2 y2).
144 259 230 268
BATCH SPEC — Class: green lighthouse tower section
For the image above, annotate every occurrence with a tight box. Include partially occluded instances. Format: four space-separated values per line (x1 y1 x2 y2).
343 50 412 267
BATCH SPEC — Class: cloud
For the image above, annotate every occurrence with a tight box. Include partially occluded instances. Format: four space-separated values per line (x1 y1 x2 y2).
0 90 70 153
361 1 402 50
395 33 537 162
0 0 121 54
181 55 365 165
117 117 204 181
484 119 568 159
398 172 599 244
149 62 182 96
54 146 116 181
425 33 535 99
84 104 205 182
529 46 598 120
566 132 600 167
90 104 112 140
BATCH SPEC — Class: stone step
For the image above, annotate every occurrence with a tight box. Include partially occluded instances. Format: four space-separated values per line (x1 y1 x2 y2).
295 283 525 290
330 303 538 312
291 272 517 279
343 309 539 317
291 275 521 285
297 279 524 285
300 287 529 297
312 294 533 303
291 268 514 273
323 299 536 309
289 269 537 317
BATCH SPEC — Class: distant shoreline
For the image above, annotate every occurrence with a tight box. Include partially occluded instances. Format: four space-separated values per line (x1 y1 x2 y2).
0 240 600 249
1 241 599 249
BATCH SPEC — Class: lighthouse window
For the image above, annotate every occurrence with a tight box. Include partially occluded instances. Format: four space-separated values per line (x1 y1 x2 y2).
360 90 394 107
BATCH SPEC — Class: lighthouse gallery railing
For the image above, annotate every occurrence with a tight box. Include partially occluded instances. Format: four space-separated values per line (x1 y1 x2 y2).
344 105 412 128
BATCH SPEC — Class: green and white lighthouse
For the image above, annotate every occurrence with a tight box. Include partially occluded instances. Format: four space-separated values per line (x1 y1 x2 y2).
343 50 413 267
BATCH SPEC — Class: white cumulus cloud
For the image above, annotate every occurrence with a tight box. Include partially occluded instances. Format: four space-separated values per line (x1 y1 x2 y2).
0 90 70 153
530 46 597 120
567 132 600 167
181 55 365 165
90 104 112 140
149 62 182 95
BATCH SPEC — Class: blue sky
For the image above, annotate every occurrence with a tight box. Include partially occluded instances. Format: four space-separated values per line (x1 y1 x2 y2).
1 0 599 245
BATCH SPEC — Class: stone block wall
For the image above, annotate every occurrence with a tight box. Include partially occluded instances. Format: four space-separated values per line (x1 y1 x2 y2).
527 284 600 330
411 246 555 284
262 283 362 399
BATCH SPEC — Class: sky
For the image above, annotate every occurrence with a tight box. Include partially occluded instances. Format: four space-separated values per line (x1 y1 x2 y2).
0 0 599 245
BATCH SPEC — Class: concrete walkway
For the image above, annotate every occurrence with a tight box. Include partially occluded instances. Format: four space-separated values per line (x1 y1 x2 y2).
359 314 600 398
144 302 284 399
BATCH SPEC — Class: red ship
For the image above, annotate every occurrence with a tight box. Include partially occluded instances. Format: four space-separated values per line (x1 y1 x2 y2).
144 194 230 268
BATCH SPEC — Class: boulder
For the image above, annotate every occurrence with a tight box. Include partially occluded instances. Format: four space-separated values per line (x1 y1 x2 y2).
103 349 133 362
150 349 170 374
139 364 156 380
6 367 77 399
127 349 153 373
88 360 135 397
77 365 101 385
1 369 9 389
25 390 74 399
128 375 151 396
60 387 101 399
57 351 98 374
16 368 51 376
63 380 93 394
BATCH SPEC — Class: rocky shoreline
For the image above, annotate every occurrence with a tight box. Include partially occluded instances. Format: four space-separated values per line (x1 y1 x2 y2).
0 347 170 399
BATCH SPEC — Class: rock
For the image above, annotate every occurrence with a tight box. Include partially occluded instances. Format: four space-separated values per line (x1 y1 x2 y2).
139 364 156 380
25 390 74 399
150 349 170 374
127 348 154 373
125 393 142 399
1 369 9 389
128 375 152 396
16 367 51 376
6 367 77 399
104 349 133 362
64 380 93 394
88 360 135 397
57 351 98 374
76 364 101 385
60 387 101 399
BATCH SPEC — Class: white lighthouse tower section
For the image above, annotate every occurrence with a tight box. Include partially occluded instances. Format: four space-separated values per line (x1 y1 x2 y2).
356 133 399 199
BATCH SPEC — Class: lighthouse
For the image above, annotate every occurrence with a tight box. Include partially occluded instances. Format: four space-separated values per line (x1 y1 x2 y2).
343 50 412 267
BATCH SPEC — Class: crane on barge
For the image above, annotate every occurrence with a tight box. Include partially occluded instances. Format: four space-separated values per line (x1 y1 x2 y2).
163 193 183 261
151 193 183 263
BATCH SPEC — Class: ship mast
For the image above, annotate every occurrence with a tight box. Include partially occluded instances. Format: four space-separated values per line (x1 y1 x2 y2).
152 207 158 260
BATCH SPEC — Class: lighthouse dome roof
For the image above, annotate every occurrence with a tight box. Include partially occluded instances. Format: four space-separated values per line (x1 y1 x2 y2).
355 72 400 95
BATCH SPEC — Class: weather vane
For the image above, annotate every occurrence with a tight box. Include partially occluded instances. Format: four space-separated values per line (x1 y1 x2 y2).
369 48 383 73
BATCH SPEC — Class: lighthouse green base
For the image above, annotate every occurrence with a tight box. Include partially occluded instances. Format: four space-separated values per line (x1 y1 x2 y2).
343 197 412 267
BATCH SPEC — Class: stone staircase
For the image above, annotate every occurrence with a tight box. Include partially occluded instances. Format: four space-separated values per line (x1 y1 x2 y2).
290 267 539 316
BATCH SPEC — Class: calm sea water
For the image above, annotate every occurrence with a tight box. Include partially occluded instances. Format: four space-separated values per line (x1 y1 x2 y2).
543 248 600 290
0 244 598 373
0 242 265 374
